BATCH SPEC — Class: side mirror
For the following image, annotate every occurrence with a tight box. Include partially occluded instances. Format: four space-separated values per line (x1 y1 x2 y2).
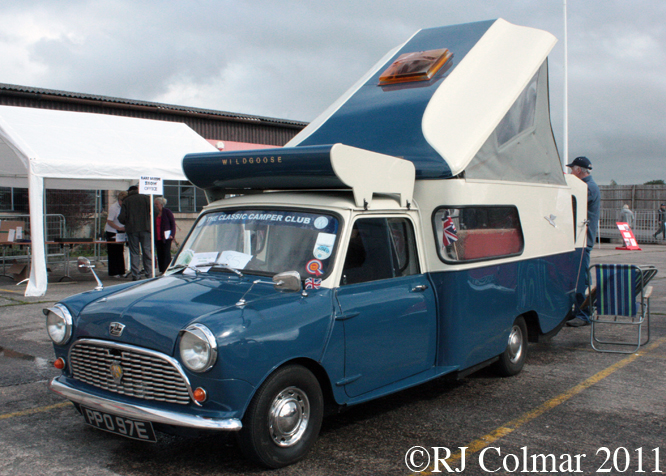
77 257 92 274
77 256 103 291
273 271 302 293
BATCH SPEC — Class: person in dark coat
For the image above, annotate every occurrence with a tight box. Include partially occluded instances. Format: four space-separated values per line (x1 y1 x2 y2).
118 185 153 280
154 196 177 273
654 204 666 240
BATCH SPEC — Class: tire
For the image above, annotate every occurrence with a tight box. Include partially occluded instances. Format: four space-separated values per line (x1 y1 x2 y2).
238 365 324 468
494 316 528 377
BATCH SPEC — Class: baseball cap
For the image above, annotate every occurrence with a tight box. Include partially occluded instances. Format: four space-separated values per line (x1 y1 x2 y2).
566 156 592 170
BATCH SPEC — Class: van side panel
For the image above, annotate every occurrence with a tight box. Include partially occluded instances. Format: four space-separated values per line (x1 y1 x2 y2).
429 251 577 370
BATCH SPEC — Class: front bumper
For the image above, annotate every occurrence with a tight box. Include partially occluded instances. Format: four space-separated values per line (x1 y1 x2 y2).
48 376 242 431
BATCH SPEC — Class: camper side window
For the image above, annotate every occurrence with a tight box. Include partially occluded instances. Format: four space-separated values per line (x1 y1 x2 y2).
433 206 524 262
496 71 538 147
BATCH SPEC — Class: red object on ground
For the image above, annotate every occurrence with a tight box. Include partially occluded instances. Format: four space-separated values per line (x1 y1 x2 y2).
615 222 642 251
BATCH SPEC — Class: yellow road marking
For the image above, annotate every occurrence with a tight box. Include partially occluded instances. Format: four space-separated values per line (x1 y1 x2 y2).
0 288 24 294
0 401 71 421
410 336 666 475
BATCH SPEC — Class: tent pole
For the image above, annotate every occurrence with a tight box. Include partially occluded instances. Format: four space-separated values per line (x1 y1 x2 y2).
26 171 47 297
150 198 156 278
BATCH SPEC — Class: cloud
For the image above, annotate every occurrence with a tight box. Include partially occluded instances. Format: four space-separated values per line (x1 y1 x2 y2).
0 0 664 183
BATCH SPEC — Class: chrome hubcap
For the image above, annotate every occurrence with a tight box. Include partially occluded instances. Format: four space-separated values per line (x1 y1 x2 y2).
507 325 524 364
268 386 310 447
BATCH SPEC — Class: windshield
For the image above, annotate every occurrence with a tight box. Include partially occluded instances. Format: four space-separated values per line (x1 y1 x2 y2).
171 210 340 279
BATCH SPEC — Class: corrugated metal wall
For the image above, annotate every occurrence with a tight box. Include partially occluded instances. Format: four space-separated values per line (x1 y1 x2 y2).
0 85 306 146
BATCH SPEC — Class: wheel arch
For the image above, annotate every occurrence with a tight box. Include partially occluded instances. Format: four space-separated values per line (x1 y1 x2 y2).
522 310 541 343
285 358 339 416
241 357 338 420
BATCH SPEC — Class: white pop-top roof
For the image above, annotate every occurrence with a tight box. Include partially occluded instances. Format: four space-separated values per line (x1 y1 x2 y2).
287 19 557 179
422 19 556 175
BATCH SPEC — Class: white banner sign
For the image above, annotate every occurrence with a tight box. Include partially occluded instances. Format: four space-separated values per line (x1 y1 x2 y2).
139 176 163 195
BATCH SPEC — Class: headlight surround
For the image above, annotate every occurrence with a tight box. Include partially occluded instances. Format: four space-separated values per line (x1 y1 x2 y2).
179 324 217 372
44 304 73 345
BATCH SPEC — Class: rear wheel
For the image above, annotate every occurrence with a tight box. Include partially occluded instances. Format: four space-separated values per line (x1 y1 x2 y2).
238 365 323 468
494 316 527 377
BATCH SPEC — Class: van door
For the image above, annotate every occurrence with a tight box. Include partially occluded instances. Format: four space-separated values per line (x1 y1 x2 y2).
335 217 437 398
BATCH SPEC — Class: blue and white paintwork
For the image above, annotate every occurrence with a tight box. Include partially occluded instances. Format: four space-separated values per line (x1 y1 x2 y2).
47 18 589 467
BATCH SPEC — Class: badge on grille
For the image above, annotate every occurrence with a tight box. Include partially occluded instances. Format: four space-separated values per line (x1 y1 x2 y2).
109 322 125 337
109 361 124 384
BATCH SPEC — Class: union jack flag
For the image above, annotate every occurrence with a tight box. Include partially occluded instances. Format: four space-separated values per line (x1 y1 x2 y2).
305 277 322 290
442 216 458 247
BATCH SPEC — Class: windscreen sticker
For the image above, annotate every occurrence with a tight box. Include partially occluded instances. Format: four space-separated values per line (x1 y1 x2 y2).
306 259 324 276
208 212 311 225
313 245 331 260
314 216 329 229
313 232 336 260
200 211 338 234
305 277 322 289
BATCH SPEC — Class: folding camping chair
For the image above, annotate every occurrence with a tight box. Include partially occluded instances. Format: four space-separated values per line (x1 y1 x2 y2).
588 264 657 354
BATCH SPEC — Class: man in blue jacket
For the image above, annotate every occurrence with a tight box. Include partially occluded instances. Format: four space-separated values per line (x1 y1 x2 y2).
567 156 600 327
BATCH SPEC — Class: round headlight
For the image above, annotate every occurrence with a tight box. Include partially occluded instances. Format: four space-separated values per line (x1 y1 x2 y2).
179 324 217 372
44 304 73 345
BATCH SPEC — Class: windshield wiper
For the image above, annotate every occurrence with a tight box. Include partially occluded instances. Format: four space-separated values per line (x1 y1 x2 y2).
212 263 243 277
168 262 243 277
166 263 202 275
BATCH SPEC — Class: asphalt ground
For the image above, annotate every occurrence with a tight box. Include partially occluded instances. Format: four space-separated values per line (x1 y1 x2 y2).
1 245 665 476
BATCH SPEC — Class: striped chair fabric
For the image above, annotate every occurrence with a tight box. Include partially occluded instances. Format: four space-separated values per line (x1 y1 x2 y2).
595 264 638 317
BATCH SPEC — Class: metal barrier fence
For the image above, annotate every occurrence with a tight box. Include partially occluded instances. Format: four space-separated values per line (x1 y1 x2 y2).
0 214 67 265
599 209 663 244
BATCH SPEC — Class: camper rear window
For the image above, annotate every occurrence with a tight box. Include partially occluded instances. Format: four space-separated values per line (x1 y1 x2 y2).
433 206 524 262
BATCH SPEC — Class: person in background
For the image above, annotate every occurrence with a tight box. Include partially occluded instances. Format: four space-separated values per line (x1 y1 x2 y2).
118 185 153 280
566 156 600 328
154 196 176 274
654 204 666 240
620 204 634 229
104 191 127 277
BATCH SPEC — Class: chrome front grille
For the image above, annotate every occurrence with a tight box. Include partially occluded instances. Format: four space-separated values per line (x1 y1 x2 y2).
69 340 191 405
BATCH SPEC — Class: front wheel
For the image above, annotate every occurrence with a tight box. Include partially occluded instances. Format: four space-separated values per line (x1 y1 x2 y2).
238 365 324 468
493 316 528 377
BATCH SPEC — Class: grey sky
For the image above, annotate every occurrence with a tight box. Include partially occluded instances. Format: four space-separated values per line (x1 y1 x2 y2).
1 0 664 184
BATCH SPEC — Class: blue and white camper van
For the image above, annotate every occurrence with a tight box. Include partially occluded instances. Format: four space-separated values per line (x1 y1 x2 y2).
46 19 588 468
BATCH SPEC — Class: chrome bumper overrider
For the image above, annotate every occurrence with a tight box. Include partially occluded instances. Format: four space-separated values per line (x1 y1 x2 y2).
48 377 242 431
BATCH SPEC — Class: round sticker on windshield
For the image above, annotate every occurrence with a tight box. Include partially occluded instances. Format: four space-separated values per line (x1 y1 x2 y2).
306 259 324 276
313 244 332 260
314 217 329 229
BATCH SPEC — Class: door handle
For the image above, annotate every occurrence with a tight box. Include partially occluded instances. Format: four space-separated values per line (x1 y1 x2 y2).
335 311 360 321
411 284 428 292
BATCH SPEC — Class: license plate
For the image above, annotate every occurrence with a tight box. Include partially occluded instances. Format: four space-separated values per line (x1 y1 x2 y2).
81 406 157 442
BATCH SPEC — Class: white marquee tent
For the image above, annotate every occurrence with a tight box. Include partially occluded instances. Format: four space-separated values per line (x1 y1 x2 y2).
0 105 217 296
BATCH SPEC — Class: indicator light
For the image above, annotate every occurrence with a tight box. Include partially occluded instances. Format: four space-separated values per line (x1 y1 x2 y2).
54 357 66 370
193 387 207 403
